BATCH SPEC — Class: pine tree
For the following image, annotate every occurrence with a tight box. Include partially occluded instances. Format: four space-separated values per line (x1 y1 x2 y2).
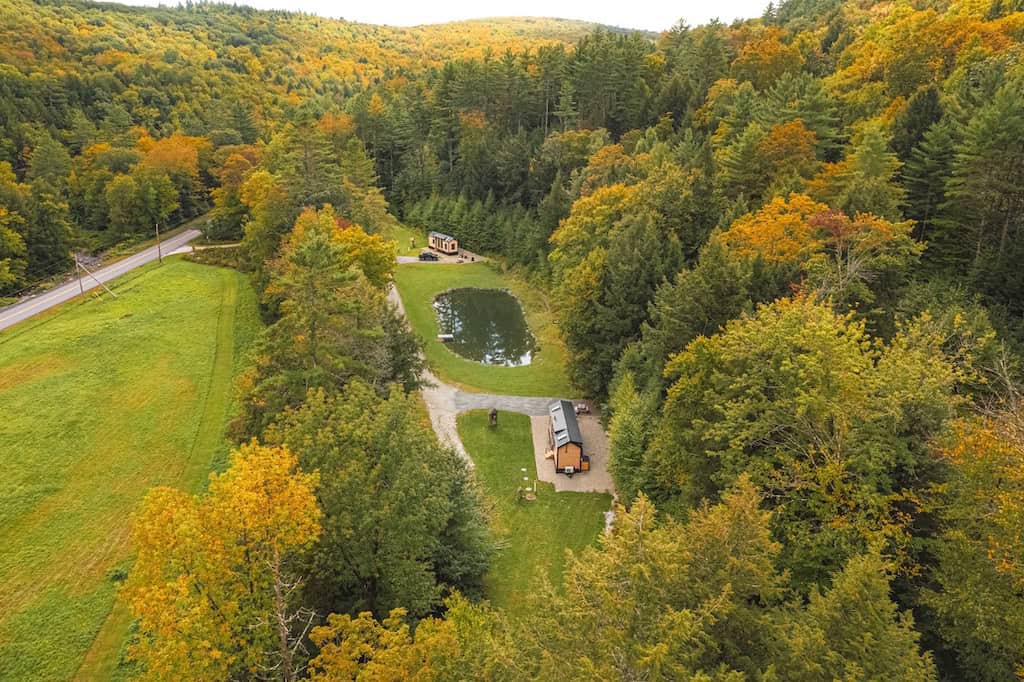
607 372 654 503
892 86 943 162
716 122 768 202
834 122 905 220
778 553 936 680
904 119 956 246
633 239 753 393
554 79 578 131
940 78 1024 311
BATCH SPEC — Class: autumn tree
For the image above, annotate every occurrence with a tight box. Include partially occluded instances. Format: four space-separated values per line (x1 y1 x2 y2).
532 480 785 679
649 295 959 586
922 417 1024 680
0 162 29 292
308 595 520 680
137 133 211 219
122 442 321 681
531 478 935 679
730 28 803 90
716 193 920 324
206 151 255 240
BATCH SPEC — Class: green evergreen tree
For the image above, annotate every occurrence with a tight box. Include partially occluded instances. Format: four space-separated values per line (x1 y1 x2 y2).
892 86 942 162
606 372 655 503
905 120 957 247
940 78 1024 312
779 553 936 680
265 381 490 619
834 122 905 220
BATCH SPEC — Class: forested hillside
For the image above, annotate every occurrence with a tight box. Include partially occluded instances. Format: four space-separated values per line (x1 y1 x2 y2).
0 1 600 294
3 0 1024 678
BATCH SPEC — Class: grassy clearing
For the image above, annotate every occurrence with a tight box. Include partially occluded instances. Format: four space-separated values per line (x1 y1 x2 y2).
394 262 572 396
382 221 426 256
457 411 609 619
0 258 259 681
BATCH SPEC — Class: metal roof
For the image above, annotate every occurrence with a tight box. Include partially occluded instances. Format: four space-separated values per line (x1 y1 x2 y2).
429 231 456 241
549 399 583 447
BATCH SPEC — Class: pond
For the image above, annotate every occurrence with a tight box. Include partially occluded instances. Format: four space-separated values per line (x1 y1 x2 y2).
433 288 536 366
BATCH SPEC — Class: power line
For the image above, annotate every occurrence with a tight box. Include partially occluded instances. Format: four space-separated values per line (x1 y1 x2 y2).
74 255 117 299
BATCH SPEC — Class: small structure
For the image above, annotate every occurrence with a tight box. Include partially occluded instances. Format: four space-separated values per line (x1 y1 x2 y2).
429 231 459 255
548 399 589 476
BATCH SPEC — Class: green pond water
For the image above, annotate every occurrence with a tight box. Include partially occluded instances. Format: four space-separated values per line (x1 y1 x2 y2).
433 288 536 366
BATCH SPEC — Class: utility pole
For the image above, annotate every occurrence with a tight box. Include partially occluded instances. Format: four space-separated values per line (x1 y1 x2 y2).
76 259 117 299
155 222 163 264
74 256 85 298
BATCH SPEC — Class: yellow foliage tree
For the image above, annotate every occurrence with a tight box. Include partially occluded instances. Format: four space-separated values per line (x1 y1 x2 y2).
122 442 321 681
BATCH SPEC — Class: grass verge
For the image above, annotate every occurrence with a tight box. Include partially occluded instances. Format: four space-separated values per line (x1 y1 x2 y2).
457 411 609 619
394 262 572 396
0 258 259 681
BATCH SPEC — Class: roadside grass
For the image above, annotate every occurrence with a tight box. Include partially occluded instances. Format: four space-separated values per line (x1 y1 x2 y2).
0 258 260 681
394 262 572 396
457 411 610 619
382 221 426 256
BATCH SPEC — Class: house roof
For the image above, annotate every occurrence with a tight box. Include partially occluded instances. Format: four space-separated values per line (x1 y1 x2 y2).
549 399 583 447
429 231 456 241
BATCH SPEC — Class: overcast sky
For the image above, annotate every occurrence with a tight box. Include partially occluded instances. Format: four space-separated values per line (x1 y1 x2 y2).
115 0 767 32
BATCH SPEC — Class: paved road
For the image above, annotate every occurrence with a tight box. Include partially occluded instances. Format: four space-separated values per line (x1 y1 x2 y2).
0 228 201 332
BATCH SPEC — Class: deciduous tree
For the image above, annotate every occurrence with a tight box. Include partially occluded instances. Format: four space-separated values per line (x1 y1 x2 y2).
122 442 321 681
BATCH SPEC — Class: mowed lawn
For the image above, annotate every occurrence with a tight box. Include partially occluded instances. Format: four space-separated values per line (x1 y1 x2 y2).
457 411 609 618
394 262 572 396
382 221 426 256
0 259 259 681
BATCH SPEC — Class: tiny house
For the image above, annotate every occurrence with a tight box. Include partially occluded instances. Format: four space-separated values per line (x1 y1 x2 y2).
428 231 459 255
548 400 589 476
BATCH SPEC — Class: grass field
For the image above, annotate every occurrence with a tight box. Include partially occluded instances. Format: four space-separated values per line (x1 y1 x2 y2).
457 411 610 618
0 258 259 681
382 221 426 256
394 262 572 396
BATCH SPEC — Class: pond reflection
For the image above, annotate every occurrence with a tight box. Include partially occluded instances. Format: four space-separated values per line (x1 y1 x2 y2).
433 288 536 366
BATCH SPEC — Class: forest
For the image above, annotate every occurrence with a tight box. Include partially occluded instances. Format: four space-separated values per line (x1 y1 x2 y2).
2 0 1024 679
